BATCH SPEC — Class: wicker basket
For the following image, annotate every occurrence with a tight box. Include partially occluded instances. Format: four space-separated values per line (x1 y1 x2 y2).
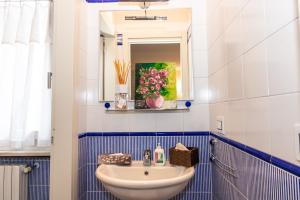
169 147 199 167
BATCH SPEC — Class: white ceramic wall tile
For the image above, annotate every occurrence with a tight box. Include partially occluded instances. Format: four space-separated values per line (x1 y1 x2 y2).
194 78 209 103
241 0 266 52
193 50 208 78
209 102 227 133
101 111 131 132
215 67 228 102
155 112 184 132
86 79 99 106
79 77 87 106
85 5 101 29
225 13 243 63
267 20 300 95
208 35 227 75
227 57 244 100
269 93 300 165
192 0 207 26
79 25 88 52
244 97 271 154
79 49 87 79
208 67 228 103
226 101 246 144
192 26 207 51
183 103 209 131
207 5 224 48
207 0 223 18
243 42 269 98
208 73 217 103
265 0 298 36
86 27 100 80
221 0 248 29
78 105 87 133
127 113 156 132
86 105 104 132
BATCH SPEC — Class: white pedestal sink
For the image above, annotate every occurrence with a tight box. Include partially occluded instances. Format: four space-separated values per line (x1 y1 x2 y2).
95 161 195 200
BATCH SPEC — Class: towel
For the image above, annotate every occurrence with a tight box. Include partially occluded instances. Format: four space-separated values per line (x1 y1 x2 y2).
99 153 132 166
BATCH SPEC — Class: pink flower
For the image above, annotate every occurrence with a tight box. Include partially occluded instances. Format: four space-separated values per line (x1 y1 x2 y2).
143 88 149 94
150 86 155 91
155 84 161 90
150 68 157 75
139 80 144 84
149 78 157 85
159 70 168 77
155 91 160 96
145 82 149 86
155 75 160 80
162 83 167 88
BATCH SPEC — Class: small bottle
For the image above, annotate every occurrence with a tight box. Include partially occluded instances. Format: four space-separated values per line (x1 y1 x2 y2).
154 143 166 166
143 149 151 166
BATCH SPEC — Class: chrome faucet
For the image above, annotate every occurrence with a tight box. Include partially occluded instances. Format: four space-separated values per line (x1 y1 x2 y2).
143 149 151 166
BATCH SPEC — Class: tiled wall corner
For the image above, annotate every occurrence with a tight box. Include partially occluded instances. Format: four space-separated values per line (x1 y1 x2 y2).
207 0 300 165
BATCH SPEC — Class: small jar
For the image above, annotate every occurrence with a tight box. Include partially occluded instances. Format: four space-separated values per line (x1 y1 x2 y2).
115 84 128 110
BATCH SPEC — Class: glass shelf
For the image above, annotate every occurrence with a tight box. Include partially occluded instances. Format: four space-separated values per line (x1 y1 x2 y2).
103 100 192 113
105 107 190 113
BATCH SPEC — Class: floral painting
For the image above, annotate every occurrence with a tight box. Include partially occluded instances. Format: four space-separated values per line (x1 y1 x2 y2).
135 63 177 109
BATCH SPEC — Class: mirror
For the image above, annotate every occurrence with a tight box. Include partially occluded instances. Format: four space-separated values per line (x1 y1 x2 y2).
99 5 193 104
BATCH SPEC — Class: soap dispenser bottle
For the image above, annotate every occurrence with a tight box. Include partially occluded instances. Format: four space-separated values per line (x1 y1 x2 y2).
154 143 166 166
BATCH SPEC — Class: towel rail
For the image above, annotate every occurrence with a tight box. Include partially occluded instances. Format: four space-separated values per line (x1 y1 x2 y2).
210 153 238 178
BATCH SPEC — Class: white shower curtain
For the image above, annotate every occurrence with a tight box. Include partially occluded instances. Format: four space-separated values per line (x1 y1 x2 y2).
0 0 52 150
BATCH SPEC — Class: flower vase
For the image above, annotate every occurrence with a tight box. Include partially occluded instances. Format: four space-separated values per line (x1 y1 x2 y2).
115 84 128 110
145 95 164 109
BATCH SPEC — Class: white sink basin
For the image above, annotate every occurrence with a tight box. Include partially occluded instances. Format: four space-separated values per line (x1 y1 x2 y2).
95 161 195 200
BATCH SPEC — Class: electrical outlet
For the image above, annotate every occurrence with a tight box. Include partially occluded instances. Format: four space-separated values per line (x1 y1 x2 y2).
216 116 225 135
295 124 300 161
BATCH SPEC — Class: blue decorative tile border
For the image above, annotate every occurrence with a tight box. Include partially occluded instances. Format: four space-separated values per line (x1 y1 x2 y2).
211 132 300 177
78 131 209 139
79 132 300 177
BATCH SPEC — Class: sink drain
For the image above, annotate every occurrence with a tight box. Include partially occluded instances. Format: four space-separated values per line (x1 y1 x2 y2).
144 171 149 176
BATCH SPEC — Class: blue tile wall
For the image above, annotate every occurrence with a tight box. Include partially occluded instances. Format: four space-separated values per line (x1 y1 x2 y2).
210 135 300 200
79 132 300 200
0 156 50 200
78 132 212 200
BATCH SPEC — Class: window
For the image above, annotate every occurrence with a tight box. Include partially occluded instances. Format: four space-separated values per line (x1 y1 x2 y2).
0 0 52 150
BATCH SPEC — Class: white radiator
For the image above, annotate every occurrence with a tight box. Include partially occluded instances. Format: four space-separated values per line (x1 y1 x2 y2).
0 165 28 200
